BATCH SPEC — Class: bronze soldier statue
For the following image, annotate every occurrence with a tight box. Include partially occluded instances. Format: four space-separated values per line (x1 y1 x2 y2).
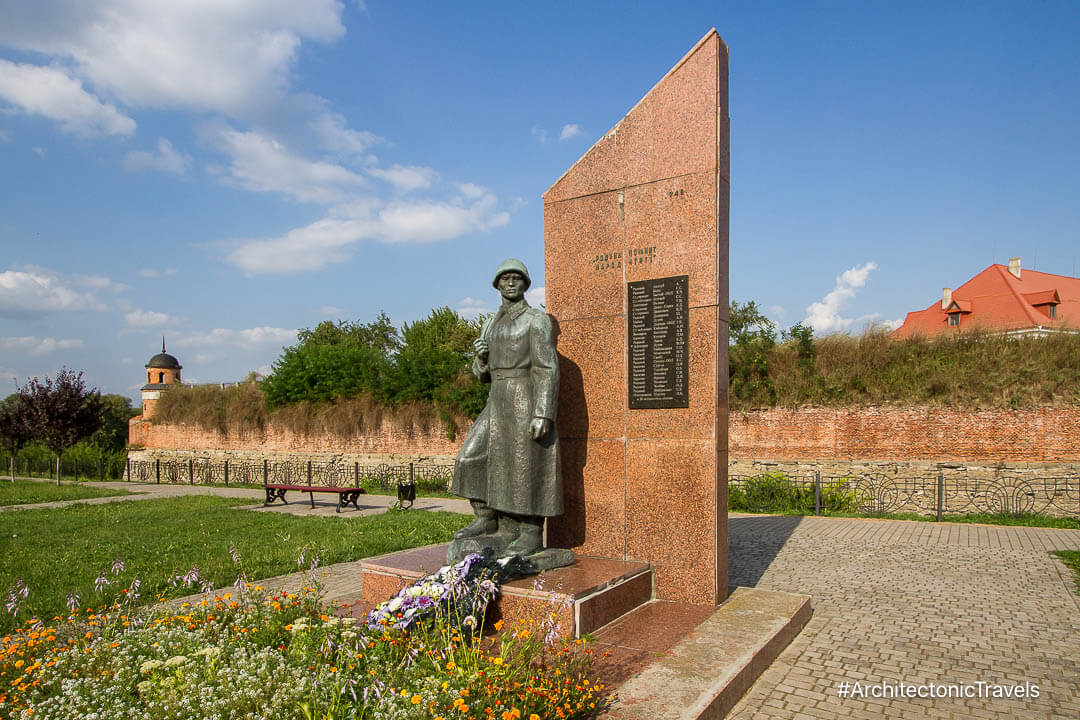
449 258 564 561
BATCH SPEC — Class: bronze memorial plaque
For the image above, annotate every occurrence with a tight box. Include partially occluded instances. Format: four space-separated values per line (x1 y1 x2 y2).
627 275 689 409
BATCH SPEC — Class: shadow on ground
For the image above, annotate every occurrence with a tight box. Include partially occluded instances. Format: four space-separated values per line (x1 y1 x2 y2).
728 514 803 590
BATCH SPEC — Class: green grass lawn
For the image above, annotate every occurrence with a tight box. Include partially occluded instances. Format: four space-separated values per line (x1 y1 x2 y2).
0 478 132 507
1053 551 1080 594
0 495 469 632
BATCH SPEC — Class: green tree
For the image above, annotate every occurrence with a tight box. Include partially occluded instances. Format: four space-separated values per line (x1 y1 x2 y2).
20 368 104 485
0 393 36 482
262 343 391 408
729 300 777 407
783 322 816 372
91 394 138 452
296 312 400 356
387 308 486 415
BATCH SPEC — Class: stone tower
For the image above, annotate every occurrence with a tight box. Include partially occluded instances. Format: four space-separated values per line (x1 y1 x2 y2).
140 337 182 419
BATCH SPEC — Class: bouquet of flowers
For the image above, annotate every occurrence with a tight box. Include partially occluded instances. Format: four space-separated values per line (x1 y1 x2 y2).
364 552 503 633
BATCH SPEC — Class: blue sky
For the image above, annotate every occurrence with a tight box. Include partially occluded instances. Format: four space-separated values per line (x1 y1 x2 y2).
2 1 1079 403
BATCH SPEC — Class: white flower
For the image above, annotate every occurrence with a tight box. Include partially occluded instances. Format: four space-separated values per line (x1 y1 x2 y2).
387 597 403 612
164 655 189 668
140 659 164 674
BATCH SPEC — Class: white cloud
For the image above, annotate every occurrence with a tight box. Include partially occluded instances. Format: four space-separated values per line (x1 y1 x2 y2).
123 137 191 174
173 326 297 349
125 309 174 328
803 262 880 333
31 146 44 156
0 1 345 118
212 127 367 204
0 267 110 317
226 186 510 273
457 297 490 320
0 336 85 355
0 58 135 136
73 273 127 293
316 305 346 316
137 267 177 278
531 126 548 143
882 317 904 331
526 285 546 308
368 164 437 192
559 123 583 141
309 110 379 158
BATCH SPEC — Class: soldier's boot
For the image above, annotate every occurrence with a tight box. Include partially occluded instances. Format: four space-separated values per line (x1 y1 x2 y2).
506 516 543 556
453 500 498 539
494 513 520 544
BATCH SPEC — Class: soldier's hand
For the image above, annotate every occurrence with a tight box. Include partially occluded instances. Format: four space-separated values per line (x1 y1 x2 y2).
473 338 488 359
530 417 551 440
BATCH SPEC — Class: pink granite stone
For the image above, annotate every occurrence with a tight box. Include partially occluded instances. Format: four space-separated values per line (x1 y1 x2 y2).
547 438 626 558
544 30 729 605
554 316 627 440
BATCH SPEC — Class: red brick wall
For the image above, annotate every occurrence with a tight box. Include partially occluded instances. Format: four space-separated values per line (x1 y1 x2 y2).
129 416 468 459
131 406 1080 464
729 406 1080 462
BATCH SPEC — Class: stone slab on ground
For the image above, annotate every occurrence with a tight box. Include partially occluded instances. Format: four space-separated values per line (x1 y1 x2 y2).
601 588 810 720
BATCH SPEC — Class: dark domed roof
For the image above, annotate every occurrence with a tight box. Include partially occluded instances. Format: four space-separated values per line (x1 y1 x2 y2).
146 338 182 370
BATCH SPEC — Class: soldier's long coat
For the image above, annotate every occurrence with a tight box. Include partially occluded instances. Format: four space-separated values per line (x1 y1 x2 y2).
450 300 562 517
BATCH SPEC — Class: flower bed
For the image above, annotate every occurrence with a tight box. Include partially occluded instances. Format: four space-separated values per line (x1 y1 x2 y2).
1 560 610 719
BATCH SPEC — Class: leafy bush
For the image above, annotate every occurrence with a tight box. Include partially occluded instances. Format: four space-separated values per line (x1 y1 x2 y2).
729 472 857 514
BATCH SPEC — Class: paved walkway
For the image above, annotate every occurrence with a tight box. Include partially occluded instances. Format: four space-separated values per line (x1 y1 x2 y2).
726 514 1080 720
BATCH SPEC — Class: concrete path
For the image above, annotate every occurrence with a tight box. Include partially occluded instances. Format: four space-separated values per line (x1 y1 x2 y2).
1 478 472 517
726 513 1080 720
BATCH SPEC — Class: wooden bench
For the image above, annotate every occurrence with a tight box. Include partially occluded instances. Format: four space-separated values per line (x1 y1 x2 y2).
263 483 366 513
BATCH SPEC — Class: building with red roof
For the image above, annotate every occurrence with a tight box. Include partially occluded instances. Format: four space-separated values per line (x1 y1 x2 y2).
894 257 1080 338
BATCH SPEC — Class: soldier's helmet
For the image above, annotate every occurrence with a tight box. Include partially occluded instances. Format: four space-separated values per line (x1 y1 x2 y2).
492 258 532 291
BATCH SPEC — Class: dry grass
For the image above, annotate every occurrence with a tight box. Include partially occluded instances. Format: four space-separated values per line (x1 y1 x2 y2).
154 383 268 435
749 328 1080 410
154 384 447 439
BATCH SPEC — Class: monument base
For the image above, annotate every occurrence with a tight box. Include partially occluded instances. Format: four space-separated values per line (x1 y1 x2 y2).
446 533 576 573
599 587 812 719
358 542 650 638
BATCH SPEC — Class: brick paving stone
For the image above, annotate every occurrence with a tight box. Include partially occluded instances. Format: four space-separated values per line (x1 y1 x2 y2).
726 513 1080 719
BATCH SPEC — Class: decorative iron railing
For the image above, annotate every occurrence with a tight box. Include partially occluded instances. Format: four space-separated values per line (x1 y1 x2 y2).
125 458 453 494
728 472 1080 518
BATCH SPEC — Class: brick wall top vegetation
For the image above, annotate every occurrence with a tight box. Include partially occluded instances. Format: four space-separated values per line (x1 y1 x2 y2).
150 308 487 442
729 301 1080 411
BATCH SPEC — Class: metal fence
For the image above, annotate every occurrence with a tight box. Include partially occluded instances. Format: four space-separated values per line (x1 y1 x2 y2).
1 453 127 481
124 458 454 494
729 472 1080 518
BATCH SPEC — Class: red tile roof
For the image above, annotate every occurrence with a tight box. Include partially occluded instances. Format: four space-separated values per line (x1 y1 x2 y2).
894 263 1080 337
